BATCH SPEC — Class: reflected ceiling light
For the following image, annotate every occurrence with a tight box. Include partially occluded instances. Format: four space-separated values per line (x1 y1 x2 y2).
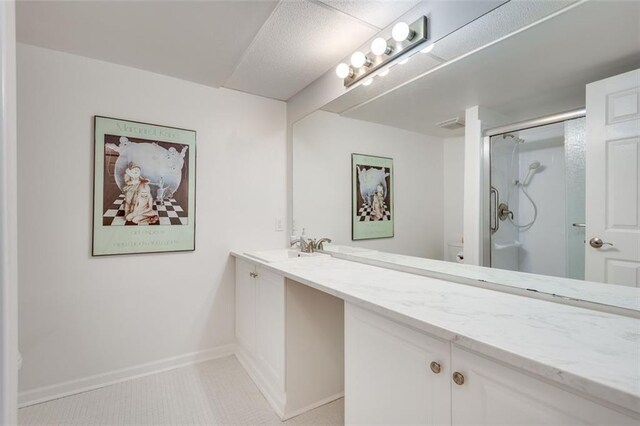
371 37 392 56
362 78 373 86
398 57 409 65
421 43 434 53
378 68 389 77
335 63 352 79
392 22 415 42
351 51 370 68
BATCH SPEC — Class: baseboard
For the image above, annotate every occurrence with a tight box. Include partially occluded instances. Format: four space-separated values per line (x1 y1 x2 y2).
18 343 235 408
283 391 344 420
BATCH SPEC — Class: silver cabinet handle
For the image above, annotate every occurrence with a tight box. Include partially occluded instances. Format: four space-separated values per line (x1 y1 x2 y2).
589 237 613 249
452 371 465 386
249 272 258 278
572 223 586 228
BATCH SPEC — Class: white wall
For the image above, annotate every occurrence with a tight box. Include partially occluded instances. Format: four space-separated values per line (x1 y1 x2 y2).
0 1 19 423
293 110 444 259
17 44 287 403
443 137 465 259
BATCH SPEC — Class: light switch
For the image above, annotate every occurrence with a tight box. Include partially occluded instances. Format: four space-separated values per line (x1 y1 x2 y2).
275 217 284 232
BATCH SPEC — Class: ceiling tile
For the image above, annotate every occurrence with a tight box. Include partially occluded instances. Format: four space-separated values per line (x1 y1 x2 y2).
317 0 420 28
224 1 377 100
16 0 279 88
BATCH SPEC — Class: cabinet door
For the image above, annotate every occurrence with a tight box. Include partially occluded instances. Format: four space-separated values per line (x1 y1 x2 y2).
345 304 451 425
235 259 256 353
255 266 285 392
451 345 639 425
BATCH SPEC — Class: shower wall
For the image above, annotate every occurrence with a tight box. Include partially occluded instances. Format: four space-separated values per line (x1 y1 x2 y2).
517 137 566 277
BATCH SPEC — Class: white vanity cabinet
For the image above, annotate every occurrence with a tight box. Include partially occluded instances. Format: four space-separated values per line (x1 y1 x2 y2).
234 257 344 420
450 346 638 425
345 303 639 425
235 259 285 407
345 304 451 425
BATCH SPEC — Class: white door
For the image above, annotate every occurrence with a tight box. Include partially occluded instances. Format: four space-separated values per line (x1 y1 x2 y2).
235 259 256 353
585 69 640 286
345 304 451 425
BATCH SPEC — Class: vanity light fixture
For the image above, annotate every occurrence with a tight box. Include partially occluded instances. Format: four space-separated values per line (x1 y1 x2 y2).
335 16 428 87
350 51 371 68
335 63 353 79
371 37 392 56
392 22 415 42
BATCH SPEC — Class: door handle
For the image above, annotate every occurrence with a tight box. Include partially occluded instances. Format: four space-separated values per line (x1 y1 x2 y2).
589 237 613 249
490 187 499 233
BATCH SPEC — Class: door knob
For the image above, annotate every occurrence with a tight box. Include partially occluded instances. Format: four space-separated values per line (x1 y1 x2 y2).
430 361 441 374
589 237 613 249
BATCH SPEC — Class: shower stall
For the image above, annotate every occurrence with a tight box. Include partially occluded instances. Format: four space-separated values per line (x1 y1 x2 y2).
485 110 586 280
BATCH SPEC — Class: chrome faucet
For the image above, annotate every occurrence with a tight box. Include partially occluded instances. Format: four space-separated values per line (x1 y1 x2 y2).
290 237 314 253
315 238 332 251
290 236 332 253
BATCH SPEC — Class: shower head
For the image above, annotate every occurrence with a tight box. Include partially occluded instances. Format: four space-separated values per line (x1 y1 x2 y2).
503 133 525 144
522 160 542 186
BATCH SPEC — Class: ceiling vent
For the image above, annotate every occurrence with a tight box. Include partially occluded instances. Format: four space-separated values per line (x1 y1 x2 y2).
437 117 465 130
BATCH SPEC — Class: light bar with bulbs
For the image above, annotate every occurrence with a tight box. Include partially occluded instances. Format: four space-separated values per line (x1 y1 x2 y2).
335 16 429 87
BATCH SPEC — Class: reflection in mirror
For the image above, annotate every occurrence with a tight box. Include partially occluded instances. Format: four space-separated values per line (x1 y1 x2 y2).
292 0 640 314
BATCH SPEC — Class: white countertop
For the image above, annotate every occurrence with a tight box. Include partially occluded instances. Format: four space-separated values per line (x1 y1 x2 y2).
231 251 640 414
322 246 640 314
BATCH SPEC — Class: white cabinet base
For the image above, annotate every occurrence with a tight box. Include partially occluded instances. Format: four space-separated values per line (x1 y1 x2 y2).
451 345 639 425
235 259 344 420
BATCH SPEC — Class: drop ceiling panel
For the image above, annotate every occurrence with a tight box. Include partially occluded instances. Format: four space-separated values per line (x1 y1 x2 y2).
317 0 420 28
16 0 279 88
342 0 640 137
429 0 575 62
224 1 377 100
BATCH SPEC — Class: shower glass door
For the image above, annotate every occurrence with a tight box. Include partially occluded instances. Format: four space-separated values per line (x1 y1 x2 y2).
489 118 586 279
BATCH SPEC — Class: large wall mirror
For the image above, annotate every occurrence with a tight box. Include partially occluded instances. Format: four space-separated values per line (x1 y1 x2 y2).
292 0 640 315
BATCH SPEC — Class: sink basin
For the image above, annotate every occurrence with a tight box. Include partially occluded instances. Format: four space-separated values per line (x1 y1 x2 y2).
244 249 328 263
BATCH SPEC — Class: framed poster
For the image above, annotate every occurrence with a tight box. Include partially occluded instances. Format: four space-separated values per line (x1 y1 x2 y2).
92 116 196 256
352 153 394 240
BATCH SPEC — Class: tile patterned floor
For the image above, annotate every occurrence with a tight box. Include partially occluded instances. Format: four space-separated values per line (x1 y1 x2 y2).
19 356 344 426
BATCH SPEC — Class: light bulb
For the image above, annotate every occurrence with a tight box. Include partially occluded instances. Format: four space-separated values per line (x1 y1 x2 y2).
421 43 434 53
335 63 351 79
351 51 368 68
392 22 412 42
362 78 373 86
371 37 390 56
378 68 389 77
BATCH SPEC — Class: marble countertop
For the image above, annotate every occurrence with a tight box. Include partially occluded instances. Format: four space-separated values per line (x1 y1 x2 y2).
322 246 640 314
231 251 640 415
